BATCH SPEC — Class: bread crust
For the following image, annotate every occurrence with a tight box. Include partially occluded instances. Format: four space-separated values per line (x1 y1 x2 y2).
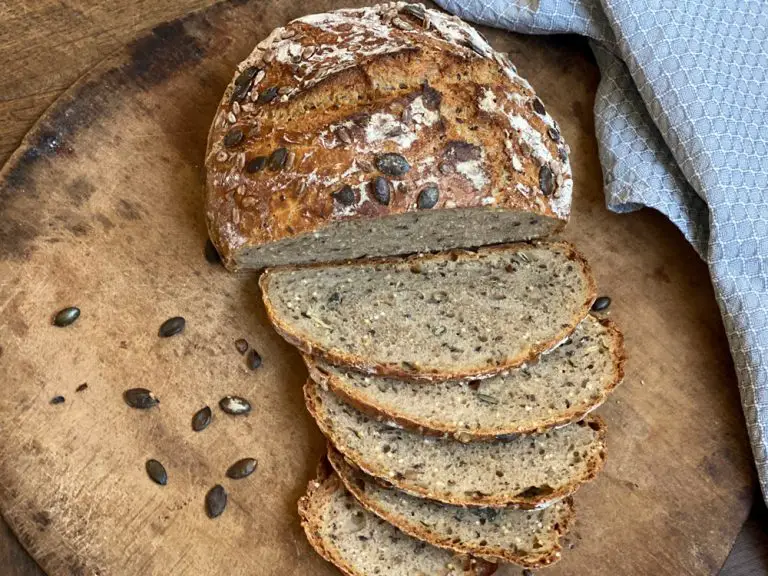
206 3 572 270
304 378 607 509
298 464 498 576
305 316 624 439
261 241 597 381
327 445 575 568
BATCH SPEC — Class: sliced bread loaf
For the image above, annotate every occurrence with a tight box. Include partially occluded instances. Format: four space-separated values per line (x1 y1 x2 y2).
328 446 574 567
306 315 624 439
261 242 596 380
298 462 498 576
305 379 606 508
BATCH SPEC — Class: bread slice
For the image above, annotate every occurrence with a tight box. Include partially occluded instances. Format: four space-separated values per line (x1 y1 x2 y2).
328 445 574 567
261 242 596 381
306 315 624 439
298 462 498 576
305 379 606 508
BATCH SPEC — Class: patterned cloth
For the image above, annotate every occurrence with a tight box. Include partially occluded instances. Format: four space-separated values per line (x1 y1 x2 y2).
436 0 768 503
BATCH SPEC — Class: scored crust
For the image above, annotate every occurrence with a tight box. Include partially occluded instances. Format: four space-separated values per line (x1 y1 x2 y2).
304 378 608 509
260 241 597 381
327 445 575 568
305 316 625 439
206 2 572 270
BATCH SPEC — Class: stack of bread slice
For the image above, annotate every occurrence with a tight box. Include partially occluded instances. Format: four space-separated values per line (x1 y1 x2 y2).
260 242 625 574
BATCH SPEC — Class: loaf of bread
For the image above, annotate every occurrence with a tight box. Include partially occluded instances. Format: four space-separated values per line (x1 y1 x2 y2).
306 315 624 438
299 461 498 576
328 446 573 567
305 378 606 508
261 242 596 381
205 2 572 270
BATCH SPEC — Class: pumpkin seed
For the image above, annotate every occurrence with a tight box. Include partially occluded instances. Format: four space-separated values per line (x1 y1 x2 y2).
158 316 185 338
539 165 554 196
76 383 88 393
50 396 65 405
268 148 288 171
417 185 439 209
548 127 561 142
146 459 168 486
559 147 569 162
333 185 355 206
245 156 267 173
192 406 212 432
220 395 251 415
226 457 258 479
124 388 159 409
591 296 611 312
372 176 391 205
204 239 221 264
223 127 244 148
235 338 249 354
206 485 227 519
53 307 80 327
375 153 411 177
257 86 279 104
532 98 546 115
246 348 262 371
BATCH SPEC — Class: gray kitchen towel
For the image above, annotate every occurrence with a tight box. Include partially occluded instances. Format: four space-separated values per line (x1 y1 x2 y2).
435 0 768 502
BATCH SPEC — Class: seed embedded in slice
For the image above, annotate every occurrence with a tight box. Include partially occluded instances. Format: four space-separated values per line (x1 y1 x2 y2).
146 459 168 486
246 348 262 370
206 485 227 519
158 316 185 338
124 388 159 409
226 457 258 479
219 396 251 415
53 307 80 327
192 406 212 432
234 339 249 354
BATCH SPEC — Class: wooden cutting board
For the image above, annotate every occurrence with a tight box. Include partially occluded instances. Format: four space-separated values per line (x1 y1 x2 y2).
0 1 756 574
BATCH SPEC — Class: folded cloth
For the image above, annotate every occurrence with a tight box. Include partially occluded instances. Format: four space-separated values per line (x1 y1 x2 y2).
435 0 768 502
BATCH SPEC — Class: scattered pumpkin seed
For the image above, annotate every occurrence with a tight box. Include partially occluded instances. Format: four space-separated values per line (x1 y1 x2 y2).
146 459 168 486
226 457 258 479
53 307 80 327
375 153 411 177
246 348 262 370
220 395 251 415
192 406 212 432
76 383 88 393
206 485 227 519
158 316 185 338
50 396 65 405
592 296 611 312
124 388 159 409
235 338 249 354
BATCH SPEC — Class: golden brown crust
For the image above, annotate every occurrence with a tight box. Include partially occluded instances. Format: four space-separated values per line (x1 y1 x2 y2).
298 465 498 576
304 378 608 509
206 3 572 270
261 241 597 381
305 316 625 439
328 445 575 568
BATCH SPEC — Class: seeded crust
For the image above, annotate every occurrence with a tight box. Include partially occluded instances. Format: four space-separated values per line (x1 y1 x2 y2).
260 242 596 381
306 316 625 439
305 379 607 508
206 3 573 270
328 446 575 567
298 462 498 576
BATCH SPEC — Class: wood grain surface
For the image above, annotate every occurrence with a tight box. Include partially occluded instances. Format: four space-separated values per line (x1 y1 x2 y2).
0 0 760 574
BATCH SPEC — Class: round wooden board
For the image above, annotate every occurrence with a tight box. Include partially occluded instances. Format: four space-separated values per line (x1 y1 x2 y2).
0 1 756 574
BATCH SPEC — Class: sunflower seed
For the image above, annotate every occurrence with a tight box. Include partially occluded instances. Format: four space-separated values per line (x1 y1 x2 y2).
204 239 221 264
124 388 159 409
278 85 292 95
206 485 227 519
302 45 316 59
158 316 185 337
76 383 88 393
53 306 81 327
246 348 262 370
476 393 499 405
257 86 279 104
375 153 411 177
285 151 296 169
539 165 554 196
335 126 352 145
226 457 258 479
392 17 413 30
333 185 356 206
591 296 611 312
146 459 168 486
50 396 65 405
532 98 546 115
511 155 524 172
417 185 439 209
372 176 391 205
192 406 212 432
357 159 374 172
246 156 267 173
235 339 249 354
220 395 251 415
263 50 275 63
268 148 288 171
227 111 237 124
